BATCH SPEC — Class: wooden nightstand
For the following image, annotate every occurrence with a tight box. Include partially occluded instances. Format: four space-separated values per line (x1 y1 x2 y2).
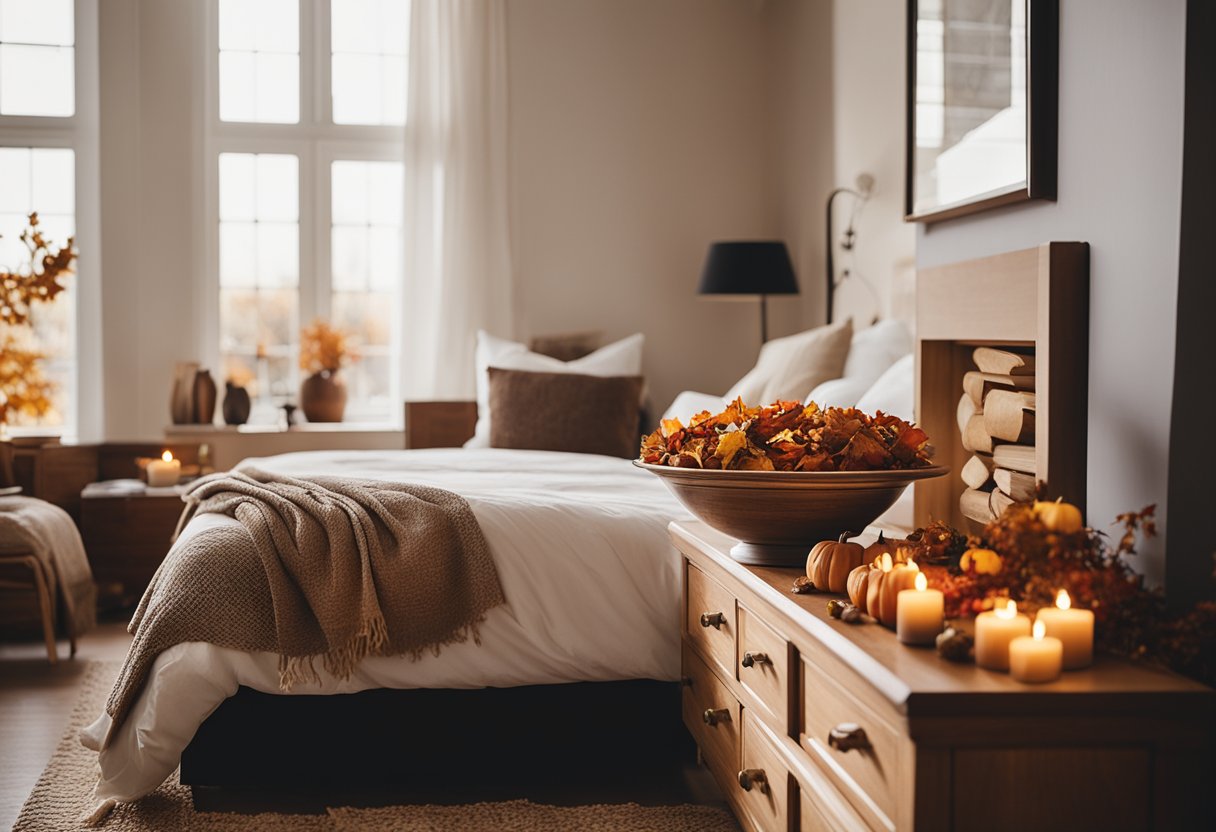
80 483 187 610
672 520 1216 831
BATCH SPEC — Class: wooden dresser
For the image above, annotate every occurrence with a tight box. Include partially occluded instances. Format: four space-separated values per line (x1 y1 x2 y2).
672 521 1215 832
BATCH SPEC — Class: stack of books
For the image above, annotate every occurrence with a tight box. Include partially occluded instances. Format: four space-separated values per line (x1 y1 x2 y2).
956 347 1036 523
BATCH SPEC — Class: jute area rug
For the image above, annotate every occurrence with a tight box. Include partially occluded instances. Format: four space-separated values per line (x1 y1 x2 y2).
15 662 740 831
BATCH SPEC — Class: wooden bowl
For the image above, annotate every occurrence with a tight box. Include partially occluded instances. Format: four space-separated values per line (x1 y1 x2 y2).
634 462 949 566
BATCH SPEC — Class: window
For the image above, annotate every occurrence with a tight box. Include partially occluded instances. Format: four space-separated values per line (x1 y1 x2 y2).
209 0 408 423
0 0 89 436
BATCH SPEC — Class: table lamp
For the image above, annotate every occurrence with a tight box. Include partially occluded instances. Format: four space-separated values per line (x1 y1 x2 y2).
698 241 799 343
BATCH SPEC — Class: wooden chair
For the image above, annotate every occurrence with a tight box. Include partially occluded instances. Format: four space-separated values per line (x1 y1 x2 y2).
0 552 74 664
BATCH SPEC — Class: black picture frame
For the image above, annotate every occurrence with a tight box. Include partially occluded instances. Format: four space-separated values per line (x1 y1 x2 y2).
905 0 1058 224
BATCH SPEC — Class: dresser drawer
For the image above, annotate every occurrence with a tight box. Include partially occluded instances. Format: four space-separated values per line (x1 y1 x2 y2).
686 563 737 680
800 783 870 832
736 709 792 832
800 656 902 829
737 604 791 733
682 644 740 775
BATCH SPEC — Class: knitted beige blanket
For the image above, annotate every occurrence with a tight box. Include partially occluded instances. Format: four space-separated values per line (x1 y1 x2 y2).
0 495 96 641
102 468 503 746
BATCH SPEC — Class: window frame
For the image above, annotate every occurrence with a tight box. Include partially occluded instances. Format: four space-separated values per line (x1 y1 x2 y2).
0 0 101 441
202 0 405 426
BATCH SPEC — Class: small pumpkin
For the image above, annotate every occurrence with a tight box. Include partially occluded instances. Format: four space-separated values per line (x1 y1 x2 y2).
806 531 864 594
864 531 901 564
960 547 1003 575
865 553 921 629
1033 499 1084 534
846 563 872 612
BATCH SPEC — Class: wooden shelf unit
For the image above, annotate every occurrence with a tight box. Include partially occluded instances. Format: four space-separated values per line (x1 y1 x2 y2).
915 243 1089 528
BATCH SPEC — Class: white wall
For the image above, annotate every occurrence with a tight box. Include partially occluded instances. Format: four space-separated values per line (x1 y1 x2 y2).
831 0 916 327
99 0 204 441
507 0 835 416
916 0 1186 584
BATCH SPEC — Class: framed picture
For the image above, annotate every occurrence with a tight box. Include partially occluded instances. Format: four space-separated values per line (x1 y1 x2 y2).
905 0 1058 223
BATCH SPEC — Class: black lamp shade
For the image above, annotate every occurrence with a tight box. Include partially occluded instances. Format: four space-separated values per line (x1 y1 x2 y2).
698 241 798 297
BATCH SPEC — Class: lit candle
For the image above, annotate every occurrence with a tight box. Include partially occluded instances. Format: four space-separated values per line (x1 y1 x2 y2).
146 450 181 487
1036 589 1094 669
974 599 1031 671
896 572 944 645
1009 620 1063 683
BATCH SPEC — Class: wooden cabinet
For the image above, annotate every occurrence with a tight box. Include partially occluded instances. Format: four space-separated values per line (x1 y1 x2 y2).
80 493 185 609
673 520 1215 832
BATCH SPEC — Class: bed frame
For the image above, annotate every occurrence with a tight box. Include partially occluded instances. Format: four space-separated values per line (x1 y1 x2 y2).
181 677 695 810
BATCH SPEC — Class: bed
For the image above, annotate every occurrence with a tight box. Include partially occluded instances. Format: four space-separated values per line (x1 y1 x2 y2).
82 447 692 805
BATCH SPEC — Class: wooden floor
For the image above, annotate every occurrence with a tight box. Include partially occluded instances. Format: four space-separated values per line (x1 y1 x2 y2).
0 619 133 831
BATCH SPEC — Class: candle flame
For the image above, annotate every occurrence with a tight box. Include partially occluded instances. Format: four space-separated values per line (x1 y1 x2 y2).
1033 619 1046 640
914 572 927 591
1056 589 1071 610
906 559 919 571
161 450 173 462
995 599 1017 620
880 552 892 572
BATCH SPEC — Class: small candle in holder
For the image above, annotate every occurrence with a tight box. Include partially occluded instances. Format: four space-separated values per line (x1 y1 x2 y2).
1035 589 1094 669
975 599 1031 671
1009 620 1063 683
146 450 181 487
897 571 944 645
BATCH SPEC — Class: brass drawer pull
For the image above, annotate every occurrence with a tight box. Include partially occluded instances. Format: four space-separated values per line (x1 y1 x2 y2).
700 611 726 629
737 768 768 793
702 707 731 726
828 722 870 753
741 651 769 668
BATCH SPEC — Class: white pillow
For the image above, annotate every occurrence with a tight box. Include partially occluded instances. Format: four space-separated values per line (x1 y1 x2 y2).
855 353 915 420
466 331 645 448
724 319 853 405
842 319 913 390
805 376 872 409
661 390 727 424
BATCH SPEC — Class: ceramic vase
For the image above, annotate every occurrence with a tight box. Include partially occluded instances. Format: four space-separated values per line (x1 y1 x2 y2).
192 369 217 424
222 383 251 426
300 370 347 422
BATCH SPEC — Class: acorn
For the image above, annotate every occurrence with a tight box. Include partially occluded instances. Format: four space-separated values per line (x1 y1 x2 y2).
936 626 974 662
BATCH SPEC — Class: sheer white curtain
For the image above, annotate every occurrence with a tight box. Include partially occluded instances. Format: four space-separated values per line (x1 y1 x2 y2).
401 0 513 399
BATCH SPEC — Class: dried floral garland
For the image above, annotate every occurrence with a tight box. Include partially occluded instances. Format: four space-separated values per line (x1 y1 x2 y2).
902 501 1215 686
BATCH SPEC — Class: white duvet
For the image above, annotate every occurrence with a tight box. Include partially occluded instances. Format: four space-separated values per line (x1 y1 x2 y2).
81 448 690 803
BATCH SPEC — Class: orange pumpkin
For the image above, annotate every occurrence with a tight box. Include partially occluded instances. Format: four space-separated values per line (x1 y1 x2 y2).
864 531 902 564
1033 499 1083 533
806 531 864 594
865 553 921 628
846 563 872 612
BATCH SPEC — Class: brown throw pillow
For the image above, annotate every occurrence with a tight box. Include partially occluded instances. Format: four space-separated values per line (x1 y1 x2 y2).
488 367 644 458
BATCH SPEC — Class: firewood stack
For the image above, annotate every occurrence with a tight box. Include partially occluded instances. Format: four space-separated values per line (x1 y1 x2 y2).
956 347 1036 524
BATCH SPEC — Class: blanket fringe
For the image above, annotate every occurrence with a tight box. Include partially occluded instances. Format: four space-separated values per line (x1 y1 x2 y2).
80 798 116 827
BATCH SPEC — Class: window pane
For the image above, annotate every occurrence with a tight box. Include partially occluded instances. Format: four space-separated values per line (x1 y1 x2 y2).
0 0 74 116
219 153 299 409
0 146 75 430
0 0 74 46
0 43 73 115
330 159 402 421
331 0 409 125
218 0 299 124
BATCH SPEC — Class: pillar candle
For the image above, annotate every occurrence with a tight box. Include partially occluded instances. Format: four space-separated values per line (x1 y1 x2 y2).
146 451 181 487
1009 620 1063 683
1035 589 1094 670
896 572 944 645
974 599 1031 671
